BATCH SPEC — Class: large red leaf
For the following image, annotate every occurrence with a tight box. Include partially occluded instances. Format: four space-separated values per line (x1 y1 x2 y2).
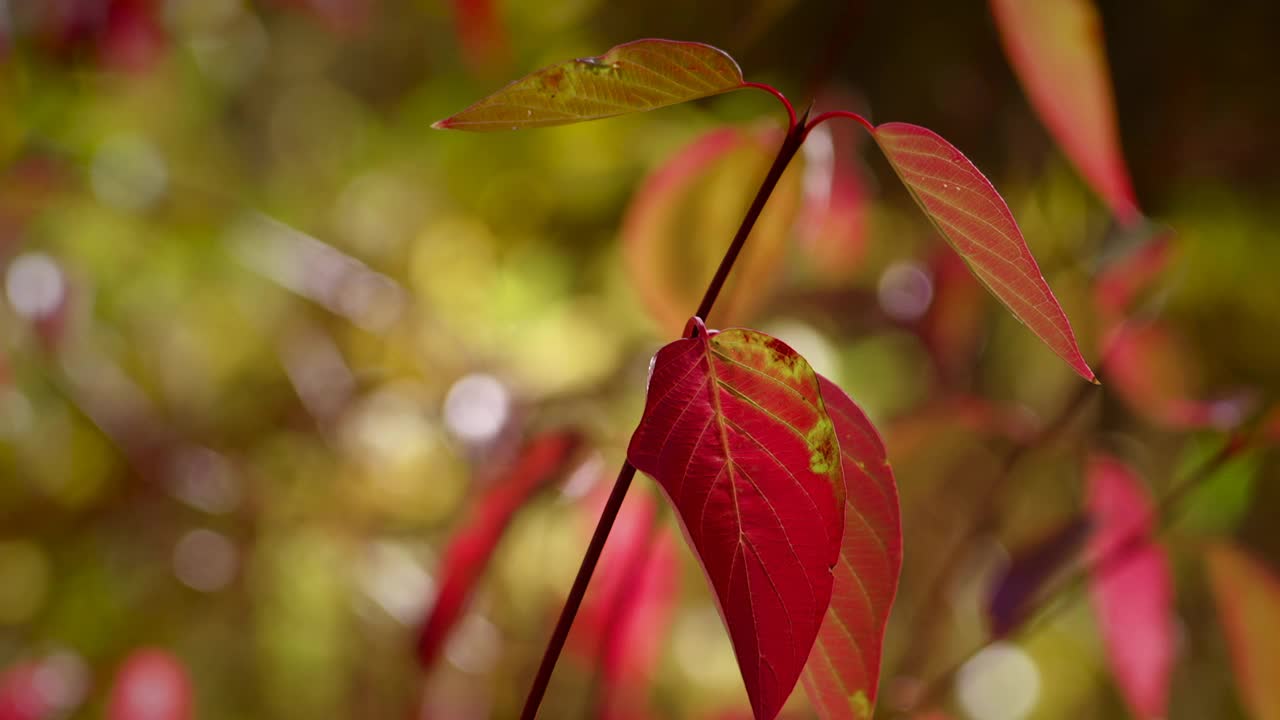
106 649 192 720
801 376 901 720
416 431 583 668
1205 543 1280 720
622 126 804 335
433 39 744 131
627 318 845 720
1086 455 1173 720
989 0 1140 223
873 122 1096 382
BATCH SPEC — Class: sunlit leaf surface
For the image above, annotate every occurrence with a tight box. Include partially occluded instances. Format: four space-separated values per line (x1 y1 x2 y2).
873 122 1096 382
434 39 744 131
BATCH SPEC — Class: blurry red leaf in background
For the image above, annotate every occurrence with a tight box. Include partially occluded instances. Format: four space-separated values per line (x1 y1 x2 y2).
416 431 583 668
623 126 803 335
0 663 52 720
797 113 870 281
1205 542 1280 720
989 0 1140 223
1086 455 1173 720
628 318 845 720
801 376 901 720
105 649 192 720
873 122 1096 382
571 487 680 720
451 0 509 73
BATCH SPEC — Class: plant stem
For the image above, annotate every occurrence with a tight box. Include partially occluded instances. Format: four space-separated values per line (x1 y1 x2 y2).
520 461 636 720
519 92 807 720
695 112 809 322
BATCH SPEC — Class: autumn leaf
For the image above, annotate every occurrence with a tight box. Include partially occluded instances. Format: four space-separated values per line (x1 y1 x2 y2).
990 0 1140 223
623 126 803 335
627 318 845 720
416 431 583 668
433 39 744 131
801 376 901 720
571 486 681 720
1086 455 1174 720
796 115 870 281
1205 542 1280 720
872 122 1096 382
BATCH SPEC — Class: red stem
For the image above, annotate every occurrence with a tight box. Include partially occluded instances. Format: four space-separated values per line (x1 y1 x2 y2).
743 81 797 129
804 109 875 137
519 87 806 720
695 112 809 322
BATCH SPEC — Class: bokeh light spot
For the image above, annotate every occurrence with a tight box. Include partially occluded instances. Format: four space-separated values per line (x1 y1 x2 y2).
878 261 935 322
173 529 238 592
5 252 65 320
443 374 510 445
956 641 1041 720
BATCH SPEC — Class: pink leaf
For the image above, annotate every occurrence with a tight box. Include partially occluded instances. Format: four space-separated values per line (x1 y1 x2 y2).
989 0 1140 223
801 376 902 720
622 127 803 335
571 487 680 719
416 431 583 668
873 122 1096 382
1205 542 1280 720
627 318 845 720
1086 455 1173 720
106 649 192 720
797 118 870 281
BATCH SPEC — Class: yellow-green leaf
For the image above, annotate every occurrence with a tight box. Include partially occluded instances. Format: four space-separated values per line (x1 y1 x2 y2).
433 39 744 131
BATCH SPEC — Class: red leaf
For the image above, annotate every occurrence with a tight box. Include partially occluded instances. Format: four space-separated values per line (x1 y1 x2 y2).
416 431 583 668
1205 542 1280 720
801 376 901 720
451 0 509 73
797 118 870 281
106 649 193 720
572 487 681 719
989 0 1140 223
627 318 845 720
873 122 1096 382
433 39 745 131
1086 455 1173 720
622 126 803 335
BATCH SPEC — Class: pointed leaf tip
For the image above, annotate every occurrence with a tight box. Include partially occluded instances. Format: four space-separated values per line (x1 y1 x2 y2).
433 39 745 131
872 121 1096 382
628 325 845 720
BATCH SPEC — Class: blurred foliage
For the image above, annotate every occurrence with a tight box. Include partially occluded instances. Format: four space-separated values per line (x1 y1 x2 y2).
1 1 1278 719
